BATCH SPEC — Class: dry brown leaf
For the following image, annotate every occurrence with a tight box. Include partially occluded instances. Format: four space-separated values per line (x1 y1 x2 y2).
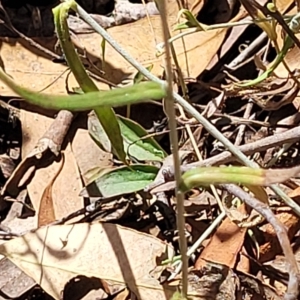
236 247 251 273
264 166 300 185
37 154 65 227
84 22 222 83
0 0 292 99
0 223 175 300
0 38 111 96
276 0 295 10
288 186 300 198
207 0 292 73
258 209 300 263
75 0 246 83
21 109 83 222
274 35 300 78
0 1 244 97
195 205 247 269
247 185 268 205
71 128 113 184
190 0 205 15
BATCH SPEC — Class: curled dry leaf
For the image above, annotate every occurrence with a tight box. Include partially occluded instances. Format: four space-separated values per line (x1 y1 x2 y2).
37 154 65 227
20 110 83 221
258 209 300 263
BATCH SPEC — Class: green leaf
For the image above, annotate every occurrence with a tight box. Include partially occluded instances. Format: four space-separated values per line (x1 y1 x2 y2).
53 0 126 163
80 164 159 198
0 0 166 165
88 114 167 161
88 112 112 153
170 291 192 300
175 9 208 30
101 37 106 70
134 65 154 84
179 167 266 193
118 116 167 161
174 21 199 30
0 68 165 110
52 0 166 164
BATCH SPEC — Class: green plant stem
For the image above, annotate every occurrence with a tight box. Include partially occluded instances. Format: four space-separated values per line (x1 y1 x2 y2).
156 0 188 297
75 5 300 215
0 70 166 109
160 14 295 49
53 0 126 162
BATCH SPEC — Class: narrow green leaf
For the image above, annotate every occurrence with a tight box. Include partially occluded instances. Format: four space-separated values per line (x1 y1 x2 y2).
134 65 154 84
176 9 208 30
53 0 126 162
170 291 192 300
101 37 106 70
80 164 159 198
118 116 167 161
174 22 199 30
88 112 112 153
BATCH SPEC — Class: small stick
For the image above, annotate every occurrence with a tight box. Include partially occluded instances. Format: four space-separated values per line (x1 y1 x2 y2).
183 126 300 170
222 183 300 300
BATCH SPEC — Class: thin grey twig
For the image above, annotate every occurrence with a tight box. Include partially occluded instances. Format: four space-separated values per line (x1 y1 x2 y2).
211 31 268 83
185 125 300 168
169 211 226 280
227 31 268 69
222 184 299 300
154 126 300 215
234 103 254 146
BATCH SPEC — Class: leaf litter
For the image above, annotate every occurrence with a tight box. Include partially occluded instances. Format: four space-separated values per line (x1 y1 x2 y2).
1 0 300 299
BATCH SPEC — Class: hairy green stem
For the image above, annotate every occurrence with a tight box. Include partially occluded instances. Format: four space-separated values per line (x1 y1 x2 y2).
0 69 166 109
